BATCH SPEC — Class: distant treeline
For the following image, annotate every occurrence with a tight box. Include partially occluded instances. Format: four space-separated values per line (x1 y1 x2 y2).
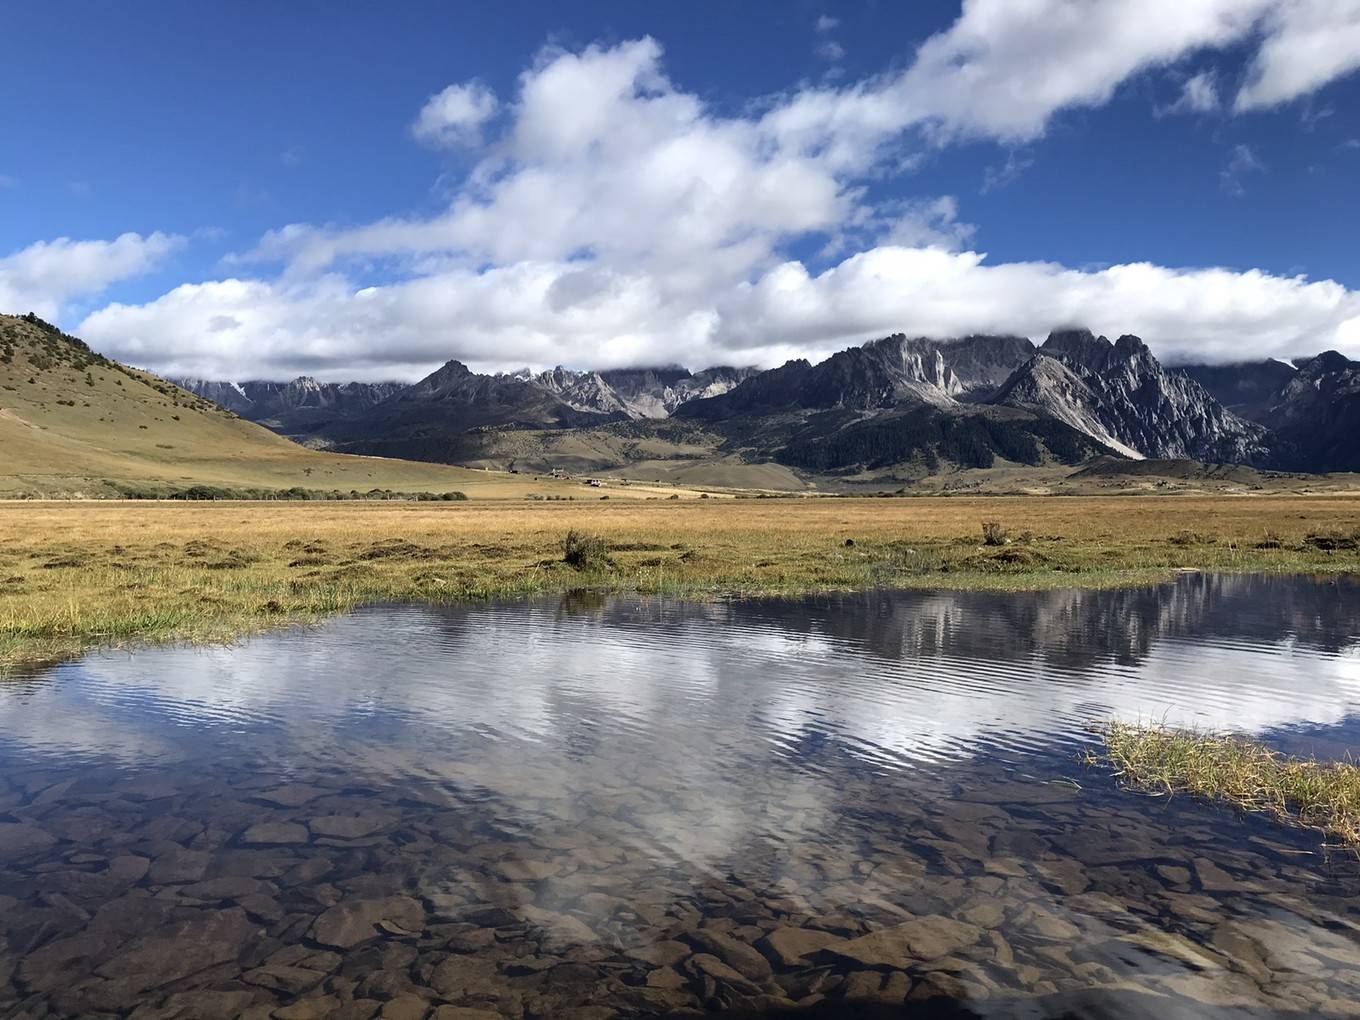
109 483 469 502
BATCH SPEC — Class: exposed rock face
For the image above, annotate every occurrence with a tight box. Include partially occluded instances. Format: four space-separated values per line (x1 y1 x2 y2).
172 328 1359 475
320 360 623 461
992 330 1275 465
990 354 1144 459
1177 352 1360 471
527 367 631 417
1266 351 1360 472
173 377 404 439
172 378 256 415
528 364 757 418
679 334 1037 420
896 334 1040 400
181 364 756 436
1177 360 1299 423
175 377 403 419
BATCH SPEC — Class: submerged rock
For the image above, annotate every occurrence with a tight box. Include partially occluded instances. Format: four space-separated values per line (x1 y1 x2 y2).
758 926 845 967
0 822 57 858
827 915 982 967
311 896 424 949
241 822 310 846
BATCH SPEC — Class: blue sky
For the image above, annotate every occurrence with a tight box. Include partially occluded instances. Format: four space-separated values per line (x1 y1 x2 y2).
3 0 1359 380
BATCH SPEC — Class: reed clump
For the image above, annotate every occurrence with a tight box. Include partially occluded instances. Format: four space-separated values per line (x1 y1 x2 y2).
1089 721 1360 846
562 530 611 571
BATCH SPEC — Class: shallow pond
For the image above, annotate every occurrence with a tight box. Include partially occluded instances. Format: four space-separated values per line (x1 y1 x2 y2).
2 574 1360 1018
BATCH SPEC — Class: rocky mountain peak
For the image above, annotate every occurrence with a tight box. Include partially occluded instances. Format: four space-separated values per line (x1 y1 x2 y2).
1113 334 1151 357
1041 328 1108 361
996 328 1275 465
1297 350 1354 377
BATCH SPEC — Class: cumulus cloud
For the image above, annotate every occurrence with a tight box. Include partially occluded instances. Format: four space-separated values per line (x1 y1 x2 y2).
0 232 182 321
1237 0 1360 110
54 5 1360 380
1159 71 1221 115
715 247 1360 367
867 196 976 251
766 0 1359 151
411 81 500 147
77 246 1360 380
251 38 852 282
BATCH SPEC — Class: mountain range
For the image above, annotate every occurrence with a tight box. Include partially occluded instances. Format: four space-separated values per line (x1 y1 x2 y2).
1182 352 1360 472
158 327 1360 482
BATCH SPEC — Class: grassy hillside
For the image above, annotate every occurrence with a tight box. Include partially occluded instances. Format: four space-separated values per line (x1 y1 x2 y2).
0 314 712 500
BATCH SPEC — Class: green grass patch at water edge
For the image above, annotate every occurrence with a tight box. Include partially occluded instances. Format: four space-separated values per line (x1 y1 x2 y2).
1086 722 1360 847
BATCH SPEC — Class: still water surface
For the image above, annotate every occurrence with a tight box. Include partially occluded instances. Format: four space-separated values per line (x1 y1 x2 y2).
2 575 1360 1018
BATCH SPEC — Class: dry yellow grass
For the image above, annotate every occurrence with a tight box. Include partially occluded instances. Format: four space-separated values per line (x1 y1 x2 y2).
3 495 1360 674
0 313 732 501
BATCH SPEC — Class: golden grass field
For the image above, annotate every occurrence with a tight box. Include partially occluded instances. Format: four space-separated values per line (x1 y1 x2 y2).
4 495 1360 675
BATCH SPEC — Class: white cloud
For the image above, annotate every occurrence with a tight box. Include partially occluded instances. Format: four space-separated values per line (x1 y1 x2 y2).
411 80 500 147
816 39 846 62
815 15 839 32
252 38 852 283
76 245 1360 381
891 0 1266 141
57 7 1360 381
0 233 182 321
1159 70 1221 115
1236 0 1360 110
717 247 1360 367
769 0 1359 150
871 196 976 251
980 151 1034 193
1220 143 1266 195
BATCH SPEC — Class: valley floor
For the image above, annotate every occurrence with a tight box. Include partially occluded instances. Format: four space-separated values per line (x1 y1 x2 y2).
3 496 1360 674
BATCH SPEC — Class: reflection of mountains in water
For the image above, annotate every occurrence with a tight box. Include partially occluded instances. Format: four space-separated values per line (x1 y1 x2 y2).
6 574 1360 777
555 574 1360 671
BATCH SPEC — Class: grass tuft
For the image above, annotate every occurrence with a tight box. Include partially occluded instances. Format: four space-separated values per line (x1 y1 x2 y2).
562 530 611 571
1086 721 1360 847
981 521 1008 546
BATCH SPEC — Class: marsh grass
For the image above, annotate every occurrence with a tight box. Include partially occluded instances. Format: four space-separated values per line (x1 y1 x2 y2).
1088 721 1360 847
3 496 1360 675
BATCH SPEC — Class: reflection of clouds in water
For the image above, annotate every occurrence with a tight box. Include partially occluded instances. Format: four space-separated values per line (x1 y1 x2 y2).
7 581 1360 1015
1 575 1358 789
